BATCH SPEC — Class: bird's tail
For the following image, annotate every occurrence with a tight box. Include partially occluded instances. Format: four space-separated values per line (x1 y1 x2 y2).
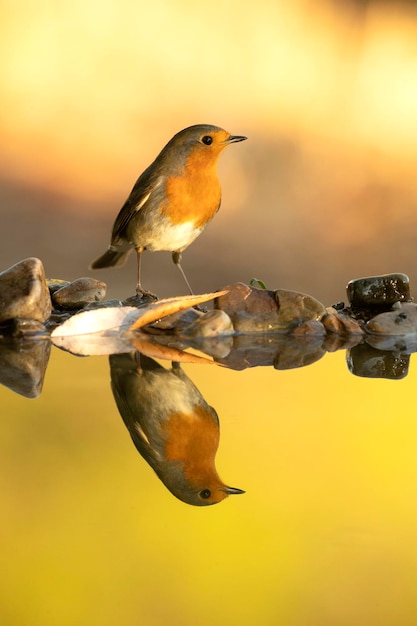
90 245 131 269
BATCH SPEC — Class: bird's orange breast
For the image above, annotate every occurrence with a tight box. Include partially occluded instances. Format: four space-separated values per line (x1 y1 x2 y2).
162 150 222 228
161 405 220 471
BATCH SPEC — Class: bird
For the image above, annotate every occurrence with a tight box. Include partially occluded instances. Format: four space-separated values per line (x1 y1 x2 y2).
109 352 245 506
90 124 247 296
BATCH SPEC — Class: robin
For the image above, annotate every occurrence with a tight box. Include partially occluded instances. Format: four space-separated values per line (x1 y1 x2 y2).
109 352 244 506
90 124 247 295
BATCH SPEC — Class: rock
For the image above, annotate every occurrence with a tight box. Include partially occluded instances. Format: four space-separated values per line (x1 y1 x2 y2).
0 258 52 323
215 283 326 333
365 302 417 336
52 277 107 309
149 307 202 331
46 278 71 295
323 307 365 335
291 320 326 335
274 290 326 330
215 283 276 332
347 273 411 308
181 310 234 338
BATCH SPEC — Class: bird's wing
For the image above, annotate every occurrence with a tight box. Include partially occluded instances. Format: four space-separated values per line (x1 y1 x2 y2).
111 169 166 242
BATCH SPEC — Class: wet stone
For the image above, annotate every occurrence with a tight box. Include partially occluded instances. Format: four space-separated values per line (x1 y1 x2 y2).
274 290 326 329
46 279 71 295
347 273 411 308
181 310 234 338
149 307 202 332
215 283 326 333
52 277 107 310
291 320 326 336
0 257 52 323
365 302 417 336
323 307 365 335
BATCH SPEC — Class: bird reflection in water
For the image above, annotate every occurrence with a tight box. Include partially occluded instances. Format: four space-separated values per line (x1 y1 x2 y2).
109 352 244 506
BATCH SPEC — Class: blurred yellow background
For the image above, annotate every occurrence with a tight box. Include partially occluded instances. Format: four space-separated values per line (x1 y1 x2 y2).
2 347 417 626
1 0 417 303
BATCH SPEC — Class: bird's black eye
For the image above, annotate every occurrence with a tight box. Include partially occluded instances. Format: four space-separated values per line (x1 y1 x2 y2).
199 489 211 499
202 135 213 145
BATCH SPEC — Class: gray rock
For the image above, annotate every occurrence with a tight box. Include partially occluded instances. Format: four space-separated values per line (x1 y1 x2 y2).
0 257 52 323
365 302 417 336
347 273 411 308
52 277 107 309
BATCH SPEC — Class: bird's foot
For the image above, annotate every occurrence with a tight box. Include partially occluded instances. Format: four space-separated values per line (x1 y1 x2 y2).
123 290 158 307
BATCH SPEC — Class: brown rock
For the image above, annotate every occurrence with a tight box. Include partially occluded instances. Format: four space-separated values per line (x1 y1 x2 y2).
274 290 326 329
215 283 326 333
0 258 52 323
323 307 365 335
291 320 326 335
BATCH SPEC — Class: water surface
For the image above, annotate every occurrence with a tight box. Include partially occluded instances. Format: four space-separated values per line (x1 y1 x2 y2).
1 341 417 626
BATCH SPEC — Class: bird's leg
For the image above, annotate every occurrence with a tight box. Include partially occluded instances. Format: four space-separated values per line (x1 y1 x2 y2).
135 247 144 294
135 246 157 298
172 251 194 295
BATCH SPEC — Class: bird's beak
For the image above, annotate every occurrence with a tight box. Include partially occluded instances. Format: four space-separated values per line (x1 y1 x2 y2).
223 486 246 495
226 135 247 143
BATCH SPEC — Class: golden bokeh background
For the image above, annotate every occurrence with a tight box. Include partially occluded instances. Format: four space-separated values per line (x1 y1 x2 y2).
1 0 417 303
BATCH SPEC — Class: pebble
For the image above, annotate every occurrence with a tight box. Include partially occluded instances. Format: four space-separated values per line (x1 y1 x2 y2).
52 277 107 309
181 310 234 338
0 257 52 323
323 307 364 335
347 273 411 308
365 302 417 336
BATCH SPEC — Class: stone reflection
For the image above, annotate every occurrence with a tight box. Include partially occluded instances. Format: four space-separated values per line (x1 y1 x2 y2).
347 343 410 380
109 352 244 506
0 336 51 398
